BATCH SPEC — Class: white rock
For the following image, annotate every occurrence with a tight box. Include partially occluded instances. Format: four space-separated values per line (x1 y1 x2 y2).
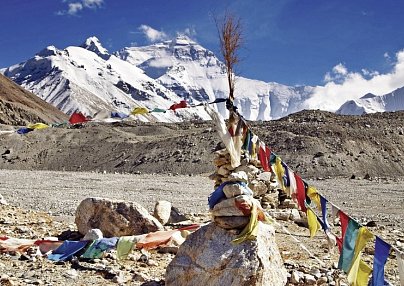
290 270 303 284
248 180 268 196
0 193 8 205
166 222 287 286
75 197 163 237
290 209 301 221
223 171 248 183
222 183 252 198
304 274 316 285
154 200 172 225
83 228 103 240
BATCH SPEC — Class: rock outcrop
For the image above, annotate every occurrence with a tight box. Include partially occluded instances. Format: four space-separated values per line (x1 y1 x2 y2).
75 197 163 237
165 222 287 286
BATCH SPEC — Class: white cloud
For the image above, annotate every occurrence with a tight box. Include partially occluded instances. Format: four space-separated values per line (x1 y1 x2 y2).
138 25 168 42
332 63 348 75
67 2 83 15
57 0 103 16
304 49 404 111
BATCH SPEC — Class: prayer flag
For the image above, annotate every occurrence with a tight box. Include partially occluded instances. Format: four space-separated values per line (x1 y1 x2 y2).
337 211 350 251
320 195 330 231
116 236 137 260
27 123 49 130
306 186 321 210
81 237 118 259
150 108 166 113
338 219 360 272
347 227 374 285
131 107 149 115
169 100 187 111
287 168 297 198
232 202 259 244
307 208 321 238
259 142 270 172
274 156 285 190
370 237 391 286
47 240 88 262
294 173 306 211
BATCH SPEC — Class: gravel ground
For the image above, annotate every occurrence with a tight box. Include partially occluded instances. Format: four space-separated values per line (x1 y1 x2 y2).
1 170 402 228
1 169 403 285
0 169 214 223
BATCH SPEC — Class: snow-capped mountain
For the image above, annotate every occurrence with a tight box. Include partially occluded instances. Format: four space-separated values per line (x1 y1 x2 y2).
336 86 404 115
1 35 315 122
0 37 211 122
116 35 315 120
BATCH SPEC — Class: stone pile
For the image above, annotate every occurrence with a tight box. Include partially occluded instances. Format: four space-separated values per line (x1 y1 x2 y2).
209 148 279 208
166 148 288 286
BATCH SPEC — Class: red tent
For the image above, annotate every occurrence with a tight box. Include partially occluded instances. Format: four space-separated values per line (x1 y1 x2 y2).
69 112 88 125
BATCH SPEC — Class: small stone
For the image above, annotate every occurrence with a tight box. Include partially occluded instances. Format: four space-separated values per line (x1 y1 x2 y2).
290 270 303 284
317 277 328 285
83 228 103 240
223 171 248 183
213 216 250 230
147 259 158 266
64 269 79 279
290 209 301 221
112 272 127 284
154 200 172 225
304 273 316 285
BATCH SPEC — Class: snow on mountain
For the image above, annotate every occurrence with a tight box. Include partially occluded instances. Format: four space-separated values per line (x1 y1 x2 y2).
1 37 209 122
336 87 404 115
115 35 315 120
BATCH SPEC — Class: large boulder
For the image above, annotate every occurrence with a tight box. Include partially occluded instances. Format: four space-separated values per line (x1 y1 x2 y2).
75 197 163 237
165 222 287 286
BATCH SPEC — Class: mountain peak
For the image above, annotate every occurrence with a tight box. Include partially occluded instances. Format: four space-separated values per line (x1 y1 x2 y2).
80 36 109 59
361 93 377 99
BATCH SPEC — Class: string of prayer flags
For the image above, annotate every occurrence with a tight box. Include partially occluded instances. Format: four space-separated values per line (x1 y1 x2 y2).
346 227 374 285
306 208 321 238
370 237 392 286
131 107 149 115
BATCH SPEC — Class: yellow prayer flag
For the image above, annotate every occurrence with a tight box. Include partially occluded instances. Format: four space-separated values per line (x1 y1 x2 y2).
232 203 259 244
306 186 321 210
347 227 374 285
131 107 149 116
27 123 49 130
307 208 321 238
274 156 285 190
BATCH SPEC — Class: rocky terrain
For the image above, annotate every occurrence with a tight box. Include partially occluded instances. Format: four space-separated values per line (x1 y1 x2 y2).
0 74 68 126
1 109 403 178
1 109 404 285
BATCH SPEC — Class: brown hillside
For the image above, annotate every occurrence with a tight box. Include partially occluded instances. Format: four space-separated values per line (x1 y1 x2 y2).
0 74 68 125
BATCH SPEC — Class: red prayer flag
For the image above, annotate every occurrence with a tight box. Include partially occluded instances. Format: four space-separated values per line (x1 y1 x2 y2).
294 173 306 211
169 100 187 111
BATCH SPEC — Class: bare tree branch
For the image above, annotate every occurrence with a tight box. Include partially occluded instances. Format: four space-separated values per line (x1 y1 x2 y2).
216 12 243 103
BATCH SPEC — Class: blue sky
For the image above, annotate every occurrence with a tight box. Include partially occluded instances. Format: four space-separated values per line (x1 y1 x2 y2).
1 0 404 87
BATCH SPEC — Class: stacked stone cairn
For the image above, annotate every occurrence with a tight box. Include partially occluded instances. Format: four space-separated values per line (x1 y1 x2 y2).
165 147 288 286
